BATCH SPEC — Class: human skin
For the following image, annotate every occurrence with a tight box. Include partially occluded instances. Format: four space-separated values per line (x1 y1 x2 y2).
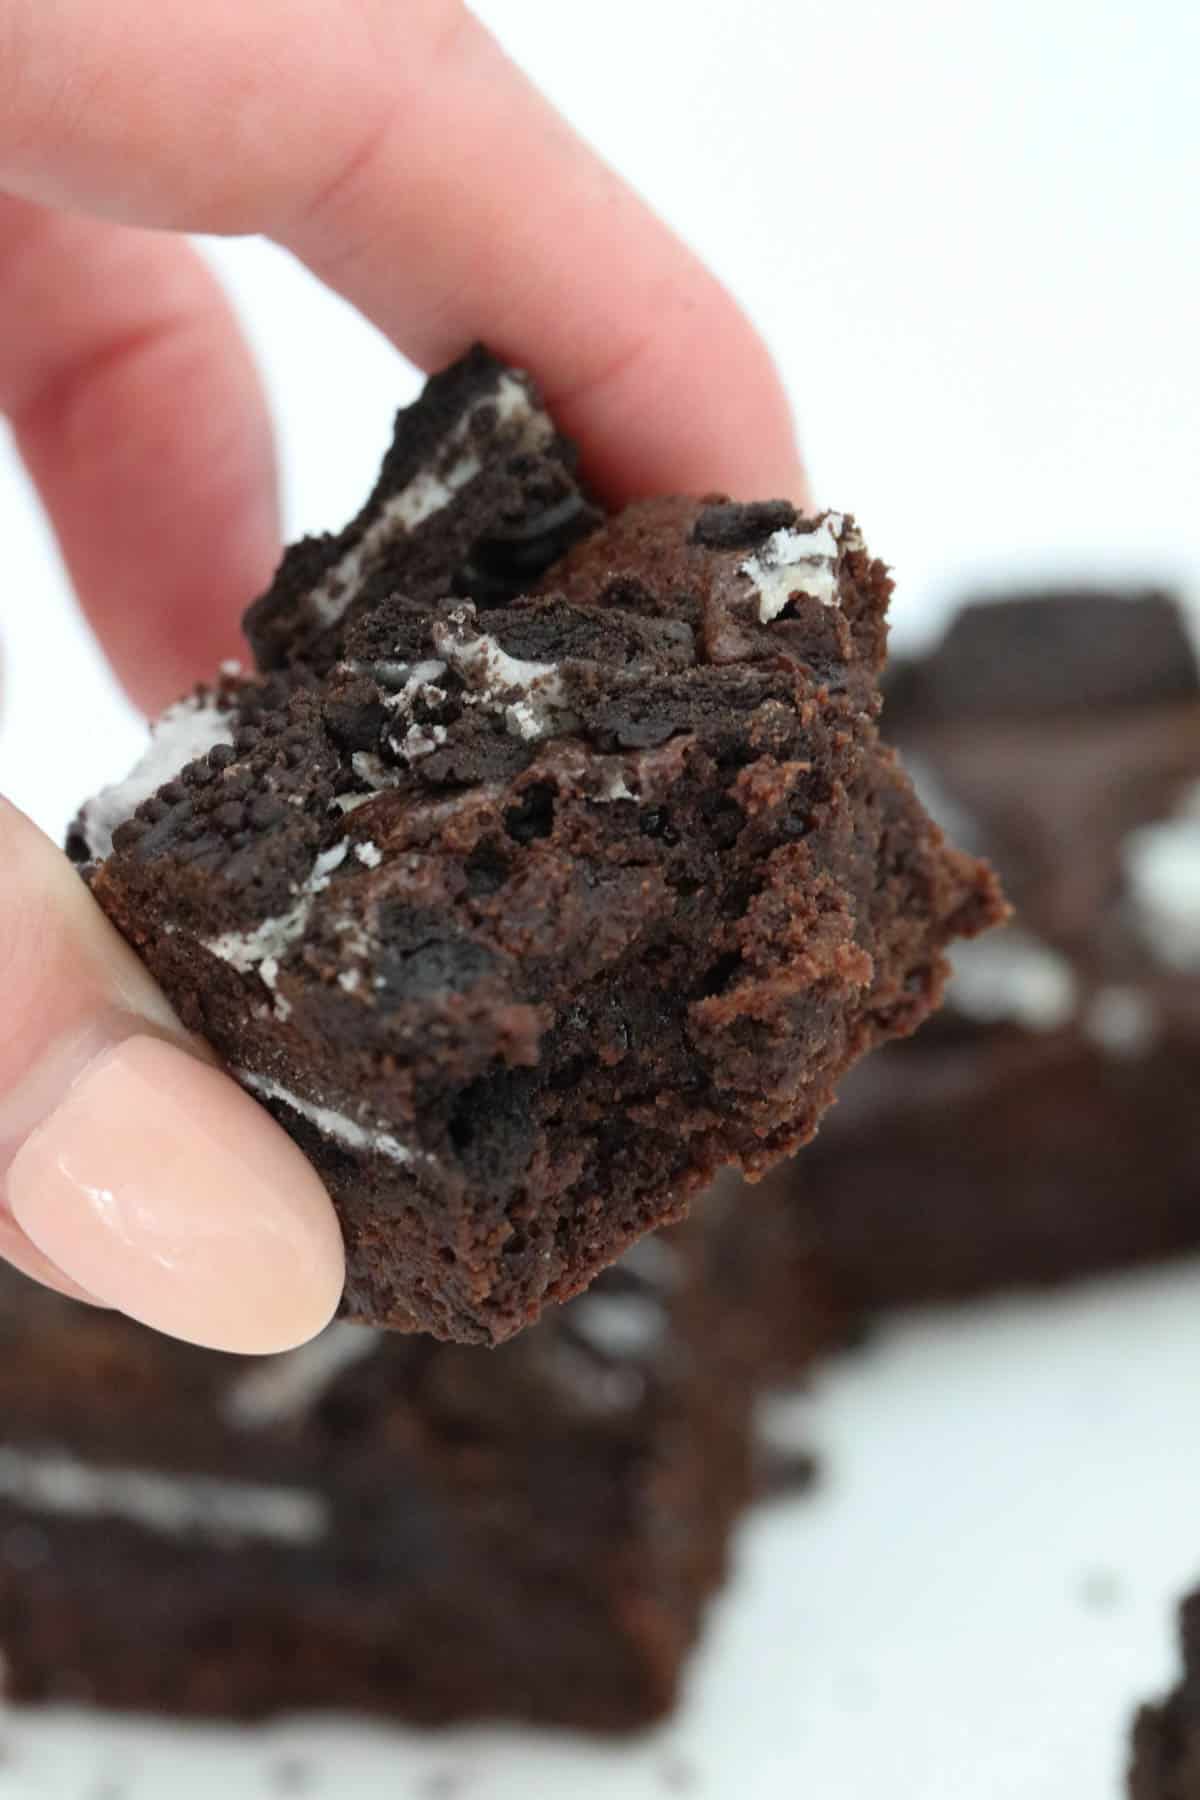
0 0 806 1353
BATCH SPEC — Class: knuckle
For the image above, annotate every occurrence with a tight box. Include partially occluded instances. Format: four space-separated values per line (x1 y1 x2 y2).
284 0 473 252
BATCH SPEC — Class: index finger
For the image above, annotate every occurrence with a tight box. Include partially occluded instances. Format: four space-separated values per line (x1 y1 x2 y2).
0 0 804 504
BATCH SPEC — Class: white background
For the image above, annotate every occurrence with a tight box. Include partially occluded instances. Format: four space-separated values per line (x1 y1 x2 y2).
0 0 1198 1793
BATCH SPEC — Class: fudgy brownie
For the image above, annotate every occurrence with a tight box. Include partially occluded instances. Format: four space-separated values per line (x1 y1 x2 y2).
0 1190 780 1730
1130 1590 1200 1797
72 349 1003 1343
738 588 1200 1342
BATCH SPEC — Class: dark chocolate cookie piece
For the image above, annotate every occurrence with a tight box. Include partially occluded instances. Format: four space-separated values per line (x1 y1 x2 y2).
244 345 602 675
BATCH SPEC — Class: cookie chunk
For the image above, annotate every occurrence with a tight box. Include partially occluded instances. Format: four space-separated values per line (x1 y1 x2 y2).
73 353 1004 1344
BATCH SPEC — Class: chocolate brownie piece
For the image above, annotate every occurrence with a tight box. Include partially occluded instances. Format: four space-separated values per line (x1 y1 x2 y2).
1130 1591 1200 1797
0 1192 784 1730
72 352 1003 1344
741 588 1200 1345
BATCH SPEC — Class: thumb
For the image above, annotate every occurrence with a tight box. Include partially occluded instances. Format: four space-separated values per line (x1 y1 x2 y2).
0 797 343 1352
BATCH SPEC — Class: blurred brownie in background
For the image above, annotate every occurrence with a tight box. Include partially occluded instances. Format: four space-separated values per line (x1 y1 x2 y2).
735 588 1200 1344
0 1184 822 1731
1130 1588 1200 1797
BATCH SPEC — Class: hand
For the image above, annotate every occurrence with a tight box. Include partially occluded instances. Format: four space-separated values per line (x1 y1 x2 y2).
0 0 806 1353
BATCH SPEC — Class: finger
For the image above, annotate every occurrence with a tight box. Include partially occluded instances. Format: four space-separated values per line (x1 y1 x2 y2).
0 195 278 715
0 1208 104 1306
0 0 805 503
0 796 344 1352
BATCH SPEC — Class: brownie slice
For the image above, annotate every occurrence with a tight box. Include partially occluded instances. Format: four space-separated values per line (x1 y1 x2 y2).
1130 1591 1200 1797
72 352 1003 1344
737 588 1200 1348
0 1192 786 1731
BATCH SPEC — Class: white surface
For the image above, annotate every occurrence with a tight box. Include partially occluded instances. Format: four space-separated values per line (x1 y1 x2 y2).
0 0 1198 1792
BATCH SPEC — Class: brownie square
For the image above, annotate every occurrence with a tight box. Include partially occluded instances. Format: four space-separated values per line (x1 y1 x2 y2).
71 351 1002 1344
0 1188 793 1730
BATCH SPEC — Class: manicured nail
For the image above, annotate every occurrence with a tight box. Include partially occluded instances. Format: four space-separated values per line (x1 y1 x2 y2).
0 1209 106 1306
7 1035 344 1353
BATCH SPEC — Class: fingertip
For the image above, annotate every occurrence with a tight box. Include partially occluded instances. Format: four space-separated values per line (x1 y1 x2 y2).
8 1036 345 1355
2 801 342 1355
0 1210 109 1307
545 274 810 509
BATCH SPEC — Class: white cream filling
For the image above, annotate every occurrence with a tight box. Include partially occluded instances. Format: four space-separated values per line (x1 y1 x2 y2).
1124 808 1200 971
224 1323 380 1430
0 1446 327 1546
204 842 349 1002
383 661 450 764
369 657 450 761
236 1069 417 1166
77 697 234 862
378 659 447 703
308 373 551 630
355 841 383 868
740 515 846 622
432 605 573 741
387 721 448 762
597 771 636 802
549 739 689 808
948 928 1078 1032
348 752 404 794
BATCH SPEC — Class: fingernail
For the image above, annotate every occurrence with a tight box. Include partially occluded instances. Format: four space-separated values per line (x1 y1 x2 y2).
0 1209 107 1306
7 1036 344 1353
